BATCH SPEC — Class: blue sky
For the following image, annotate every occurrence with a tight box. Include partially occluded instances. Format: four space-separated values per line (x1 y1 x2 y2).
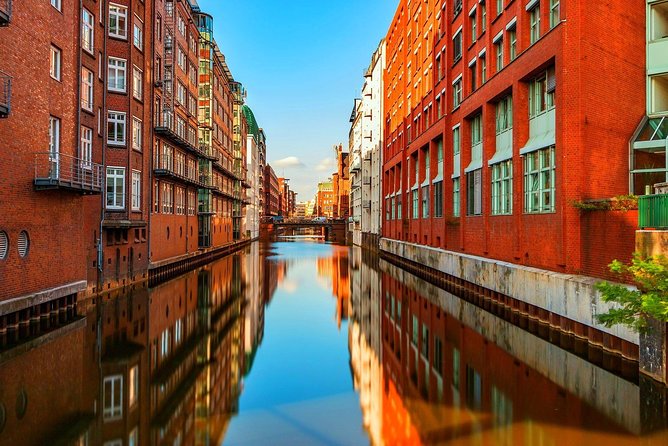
197 0 396 200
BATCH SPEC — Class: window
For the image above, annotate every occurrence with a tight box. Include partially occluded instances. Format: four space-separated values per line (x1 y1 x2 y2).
153 181 160 213
51 0 61 11
107 111 126 145
481 56 487 83
529 72 555 117
177 46 186 71
412 189 419 219
471 113 482 146
496 0 503 16
434 337 443 375
434 181 443 217
524 146 555 213
133 20 143 50
481 2 487 33
550 0 560 29
82 9 95 53
177 14 186 36
466 169 482 216
103 375 123 420
80 126 93 167
132 66 142 100
470 61 477 91
453 30 463 62
131 171 141 211
421 324 429 358
412 315 419 346
453 126 461 156
492 160 513 215
81 67 94 111
422 185 429 218
49 116 60 159
453 178 461 217
495 38 504 71
530 4 541 44
132 118 142 151
509 28 517 61
162 183 174 214
496 95 513 133
106 167 125 210
454 0 463 17
470 13 477 44
128 428 138 446
128 365 139 408
50 46 61 81
109 4 128 39
453 79 462 109
108 57 127 92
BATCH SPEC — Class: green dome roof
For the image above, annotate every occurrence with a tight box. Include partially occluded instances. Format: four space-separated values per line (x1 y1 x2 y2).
242 105 260 139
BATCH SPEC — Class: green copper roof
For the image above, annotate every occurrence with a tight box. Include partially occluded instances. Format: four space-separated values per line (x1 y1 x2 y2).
242 105 260 139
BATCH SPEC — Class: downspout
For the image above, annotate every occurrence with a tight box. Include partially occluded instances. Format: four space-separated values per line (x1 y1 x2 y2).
148 1 156 269
98 3 108 286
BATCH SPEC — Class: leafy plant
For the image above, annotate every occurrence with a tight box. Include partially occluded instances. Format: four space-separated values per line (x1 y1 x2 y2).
596 253 668 333
571 195 638 212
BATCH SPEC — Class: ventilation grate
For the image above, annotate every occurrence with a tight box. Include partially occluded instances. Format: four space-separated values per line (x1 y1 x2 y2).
17 230 28 258
0 231 7 259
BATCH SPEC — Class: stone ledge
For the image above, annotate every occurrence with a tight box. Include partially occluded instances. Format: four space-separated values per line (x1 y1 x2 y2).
380 238 638 345
0 280 87 317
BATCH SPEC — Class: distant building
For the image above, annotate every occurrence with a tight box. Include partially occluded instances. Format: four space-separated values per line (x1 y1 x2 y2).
264 165 279 217
316 180 334 218
332 144 350 220
295 202 307 218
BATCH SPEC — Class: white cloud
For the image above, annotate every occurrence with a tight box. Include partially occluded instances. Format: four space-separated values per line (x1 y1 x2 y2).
314 157 337 172
273 156 305 168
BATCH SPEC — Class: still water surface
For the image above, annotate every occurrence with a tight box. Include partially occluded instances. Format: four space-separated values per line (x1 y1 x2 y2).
0 240 667 445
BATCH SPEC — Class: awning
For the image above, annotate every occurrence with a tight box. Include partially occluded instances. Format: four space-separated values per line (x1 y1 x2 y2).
519 129 555 155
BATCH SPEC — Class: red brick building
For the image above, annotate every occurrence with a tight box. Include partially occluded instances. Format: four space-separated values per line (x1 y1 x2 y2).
382 0 645 278
264 164 279 217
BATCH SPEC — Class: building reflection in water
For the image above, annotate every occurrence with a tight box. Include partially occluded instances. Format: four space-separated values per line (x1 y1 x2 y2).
317 246 350 328
349 248 668 446
0 242 277 446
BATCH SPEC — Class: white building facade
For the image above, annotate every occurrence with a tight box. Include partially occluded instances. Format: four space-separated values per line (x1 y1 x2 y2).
351 40 386 247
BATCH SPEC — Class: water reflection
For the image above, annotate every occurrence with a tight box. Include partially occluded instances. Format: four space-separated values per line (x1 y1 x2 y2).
2 241 668 445
349 246 668 445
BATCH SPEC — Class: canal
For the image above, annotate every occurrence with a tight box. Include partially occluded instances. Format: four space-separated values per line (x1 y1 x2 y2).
0 239 668 445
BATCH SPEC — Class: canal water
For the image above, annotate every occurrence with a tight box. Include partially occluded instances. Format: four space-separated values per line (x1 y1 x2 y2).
1 240 668 445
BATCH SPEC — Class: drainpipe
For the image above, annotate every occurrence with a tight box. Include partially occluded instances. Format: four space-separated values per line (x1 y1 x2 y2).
98 3 109 285
148 3 156 269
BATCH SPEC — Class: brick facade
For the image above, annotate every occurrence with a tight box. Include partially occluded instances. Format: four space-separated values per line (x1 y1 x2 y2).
382 0 645 278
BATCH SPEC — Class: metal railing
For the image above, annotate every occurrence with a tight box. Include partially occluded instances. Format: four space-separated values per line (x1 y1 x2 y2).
34 152 103 192
639 194 668 229
0 70 11 116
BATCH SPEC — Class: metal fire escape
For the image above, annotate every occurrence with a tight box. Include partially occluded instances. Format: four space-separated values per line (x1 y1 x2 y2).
162 0 175 131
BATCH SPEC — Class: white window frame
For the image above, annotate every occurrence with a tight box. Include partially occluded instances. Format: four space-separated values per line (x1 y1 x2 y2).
132 66 143 100
496 95 513 134
109 4 128 39
549 0 560 29
107 111 126 146
50 45 61 81
81 67 94 111
80 126 93 168
524 146 555 213
132 117 142 151
106 167 126 210
103 374 123 420
131 170 141 211
51 0 62 11
453 178 461 217
108 57 127 93
530 4 541 44
491 160 513 215
133 17 143 50
82 8 95 54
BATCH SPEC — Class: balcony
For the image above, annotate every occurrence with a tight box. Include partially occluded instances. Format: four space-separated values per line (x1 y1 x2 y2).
34 153 102 194
639 194 668 229
0 0 11 26
154 111 202 158
0 70 10 118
